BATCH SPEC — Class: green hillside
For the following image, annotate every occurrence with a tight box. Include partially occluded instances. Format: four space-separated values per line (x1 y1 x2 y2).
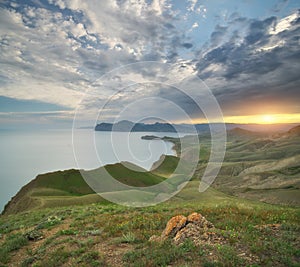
150 155 180 177
2 163 168 215
34 169 94 195
0 186 299 267
98 162 166 187
215 126 300 205
0 125 299 266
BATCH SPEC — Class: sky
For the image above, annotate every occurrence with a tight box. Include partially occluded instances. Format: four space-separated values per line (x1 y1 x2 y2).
0 0 300 128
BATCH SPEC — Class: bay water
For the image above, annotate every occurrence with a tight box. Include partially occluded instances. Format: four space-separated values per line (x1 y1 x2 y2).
0 129 180 211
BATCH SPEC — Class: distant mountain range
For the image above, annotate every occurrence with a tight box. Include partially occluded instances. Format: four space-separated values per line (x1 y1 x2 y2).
95 120 299 133
95 120 177 132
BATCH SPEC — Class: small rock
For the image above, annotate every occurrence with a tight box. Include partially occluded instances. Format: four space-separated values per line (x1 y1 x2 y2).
150 212 224 246
162 215 187 238
174 223 203 244
25 229 44 241
187 212 202 223
187 212 214 229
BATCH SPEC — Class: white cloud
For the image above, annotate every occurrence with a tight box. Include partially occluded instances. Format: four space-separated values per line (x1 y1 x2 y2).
256 40 285 52
269 12 298 35
48 0 66 9
192 22 199 28
0 7 87 107
188 22 199 32
1 0 298 123
196 5 207 15
187 0 198 12
195 11 300 116
151 0 166 15
63 20 87 38
60 0 174 55
0 0 185 114
0 79 84 108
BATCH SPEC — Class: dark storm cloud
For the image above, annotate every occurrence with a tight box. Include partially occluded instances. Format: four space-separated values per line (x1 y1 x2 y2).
197 13 299 77
245 16 276 45
195 11 300 114
209 25 228 47
182 43 193 49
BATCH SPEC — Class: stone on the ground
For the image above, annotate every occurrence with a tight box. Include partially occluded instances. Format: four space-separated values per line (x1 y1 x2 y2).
162 215 187 238
149 212 224 246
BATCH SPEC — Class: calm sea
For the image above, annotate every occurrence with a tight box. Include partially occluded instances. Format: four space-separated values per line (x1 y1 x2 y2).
0 129 180 211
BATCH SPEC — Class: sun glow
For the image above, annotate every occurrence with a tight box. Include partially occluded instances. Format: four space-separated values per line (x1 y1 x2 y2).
262 115 276 124
184 113 300 125
221 113 300 124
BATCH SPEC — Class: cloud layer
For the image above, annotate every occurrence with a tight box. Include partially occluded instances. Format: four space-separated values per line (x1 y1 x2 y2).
196 10 300 115
0 0 299 124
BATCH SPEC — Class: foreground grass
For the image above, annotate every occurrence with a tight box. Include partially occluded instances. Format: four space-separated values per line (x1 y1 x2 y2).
1 129 299 266
0 199 299 266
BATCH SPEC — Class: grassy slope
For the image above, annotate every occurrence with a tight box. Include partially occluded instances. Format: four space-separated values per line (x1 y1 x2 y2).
223 136 300 205
2 163 167 215
0 126 299 266
150 155 180 177
157 127 300 205
194 127 300 206
0 189 299 267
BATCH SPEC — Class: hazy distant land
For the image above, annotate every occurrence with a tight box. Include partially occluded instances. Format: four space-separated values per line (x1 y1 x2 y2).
95 120 299 133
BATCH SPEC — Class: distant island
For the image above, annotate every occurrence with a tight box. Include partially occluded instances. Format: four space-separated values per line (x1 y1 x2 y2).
141 135 162 140
95 120 178 132
95 120 299 133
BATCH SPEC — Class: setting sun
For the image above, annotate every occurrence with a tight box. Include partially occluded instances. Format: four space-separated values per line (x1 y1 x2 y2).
213 113 300 124
262 115 276 124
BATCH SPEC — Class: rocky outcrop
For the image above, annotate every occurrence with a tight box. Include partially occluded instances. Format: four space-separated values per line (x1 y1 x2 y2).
162 215 187 237
149 212 225 246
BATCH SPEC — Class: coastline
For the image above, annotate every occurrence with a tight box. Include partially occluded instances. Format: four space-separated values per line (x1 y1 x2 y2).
142 135 181 157
1 134 179 214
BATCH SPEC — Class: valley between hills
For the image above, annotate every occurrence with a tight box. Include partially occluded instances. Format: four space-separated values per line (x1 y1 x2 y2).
0 125 299 266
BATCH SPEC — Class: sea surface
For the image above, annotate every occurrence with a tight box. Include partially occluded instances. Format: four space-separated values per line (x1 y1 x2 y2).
0 129 180 212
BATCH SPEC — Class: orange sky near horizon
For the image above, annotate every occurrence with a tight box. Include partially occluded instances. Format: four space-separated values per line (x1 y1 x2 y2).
190 113 300 124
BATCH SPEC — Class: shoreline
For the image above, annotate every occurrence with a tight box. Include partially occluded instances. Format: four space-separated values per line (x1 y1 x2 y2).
1 134 179 214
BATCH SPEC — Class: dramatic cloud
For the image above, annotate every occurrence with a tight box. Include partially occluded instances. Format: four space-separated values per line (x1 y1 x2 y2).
0 0 187 109
196 10 300 115
0 0 299 125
